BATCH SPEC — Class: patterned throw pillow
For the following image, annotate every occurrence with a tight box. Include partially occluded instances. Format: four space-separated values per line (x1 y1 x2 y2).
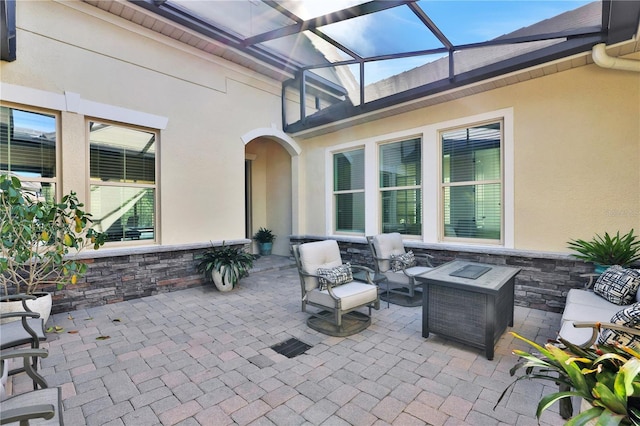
593 266 640 305
597 303 640 347
390 251 416 272
317 263 353 290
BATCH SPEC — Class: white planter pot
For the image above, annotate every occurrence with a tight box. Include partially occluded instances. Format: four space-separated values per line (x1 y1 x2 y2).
0 292 53 325
211 266 238 292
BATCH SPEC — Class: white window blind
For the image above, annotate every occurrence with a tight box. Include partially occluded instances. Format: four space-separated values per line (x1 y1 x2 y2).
379 138 421 235
334 149 364 233
89 122 157 243
441 122 502 242
0 106 57 202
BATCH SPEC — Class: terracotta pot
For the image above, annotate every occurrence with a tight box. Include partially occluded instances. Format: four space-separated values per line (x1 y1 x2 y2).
0 292 53 325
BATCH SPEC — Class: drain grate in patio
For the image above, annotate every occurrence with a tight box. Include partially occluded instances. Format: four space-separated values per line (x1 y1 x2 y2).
270 338 312 358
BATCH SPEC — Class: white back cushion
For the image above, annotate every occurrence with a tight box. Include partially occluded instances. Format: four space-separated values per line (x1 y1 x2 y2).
372 233 406 272
299 240 343 291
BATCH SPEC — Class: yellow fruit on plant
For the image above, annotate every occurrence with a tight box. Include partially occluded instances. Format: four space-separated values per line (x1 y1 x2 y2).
74 217 82 233
71 274 77 285
63 234 73 246
41 231 49 241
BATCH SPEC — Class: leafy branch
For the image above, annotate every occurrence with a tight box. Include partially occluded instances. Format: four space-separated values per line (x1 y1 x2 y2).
0 174 107 295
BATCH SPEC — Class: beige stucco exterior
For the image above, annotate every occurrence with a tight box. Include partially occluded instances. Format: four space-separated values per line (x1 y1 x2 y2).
1 0 639 258
1 0 295 254
295 61 640 252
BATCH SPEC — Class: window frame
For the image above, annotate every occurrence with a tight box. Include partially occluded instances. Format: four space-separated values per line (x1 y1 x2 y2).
332 147 366 235
439 119 504 245
325 108 514 248
0 103 60 202
378 137 423 237
87 118 159 245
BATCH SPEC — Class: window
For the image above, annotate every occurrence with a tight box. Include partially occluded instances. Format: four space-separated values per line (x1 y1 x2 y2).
379 138 421 235
333 149 364 233
441 121 502 243
0 106 57 202
89 121 157 243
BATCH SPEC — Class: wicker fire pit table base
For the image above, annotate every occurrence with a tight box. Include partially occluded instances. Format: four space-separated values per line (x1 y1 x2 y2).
417 261 521 360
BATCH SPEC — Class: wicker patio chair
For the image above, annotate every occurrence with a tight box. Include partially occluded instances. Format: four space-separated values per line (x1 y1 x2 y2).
292 240 380 337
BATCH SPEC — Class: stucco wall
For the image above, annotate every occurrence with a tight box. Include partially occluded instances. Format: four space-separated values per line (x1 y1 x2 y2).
1 1 638 267
0 0 284 246
296 62 640 254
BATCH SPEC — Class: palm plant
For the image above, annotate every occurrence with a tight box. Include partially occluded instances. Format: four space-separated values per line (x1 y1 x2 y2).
499 332 640 425
253 227 276 244
568 229 640 269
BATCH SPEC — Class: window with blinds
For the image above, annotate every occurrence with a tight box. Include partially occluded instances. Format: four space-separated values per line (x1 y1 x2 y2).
0 106 57 202
334 149 365 233
89 121 157 243
441 121 502 242
379 138 421 235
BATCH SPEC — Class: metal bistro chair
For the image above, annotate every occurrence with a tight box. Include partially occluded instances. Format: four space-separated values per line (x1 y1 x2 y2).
292 240 380 337
1 295 47 393
1 347 63 425
367 233 434 307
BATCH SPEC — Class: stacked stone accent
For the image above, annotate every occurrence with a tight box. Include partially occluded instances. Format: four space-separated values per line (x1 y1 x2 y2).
40 236 599 315
43 244 246 315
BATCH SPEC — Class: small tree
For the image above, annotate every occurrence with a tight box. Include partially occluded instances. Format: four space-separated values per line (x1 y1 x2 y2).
0 174 107 295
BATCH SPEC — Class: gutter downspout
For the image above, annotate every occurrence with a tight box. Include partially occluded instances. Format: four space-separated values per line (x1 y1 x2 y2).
592 43 640 72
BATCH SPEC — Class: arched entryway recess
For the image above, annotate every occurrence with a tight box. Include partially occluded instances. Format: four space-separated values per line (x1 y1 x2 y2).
242 128 301 256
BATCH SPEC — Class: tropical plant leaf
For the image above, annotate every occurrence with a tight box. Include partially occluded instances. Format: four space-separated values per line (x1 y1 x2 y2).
536 391 584 418
565 406 604 426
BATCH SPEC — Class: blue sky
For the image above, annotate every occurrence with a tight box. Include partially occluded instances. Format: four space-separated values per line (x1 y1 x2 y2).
421 0 594 44
331 0 597 84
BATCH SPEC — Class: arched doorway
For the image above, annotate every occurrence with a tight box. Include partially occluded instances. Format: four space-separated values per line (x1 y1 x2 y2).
242 128 300 256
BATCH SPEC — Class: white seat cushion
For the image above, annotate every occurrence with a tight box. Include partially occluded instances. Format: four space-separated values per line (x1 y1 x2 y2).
562 290 622 323
559 321 594 347
307 282 378 311
383 266 432 285
560 289 631 346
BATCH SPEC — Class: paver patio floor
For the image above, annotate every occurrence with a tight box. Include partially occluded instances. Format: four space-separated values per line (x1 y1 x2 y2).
10 256 567 425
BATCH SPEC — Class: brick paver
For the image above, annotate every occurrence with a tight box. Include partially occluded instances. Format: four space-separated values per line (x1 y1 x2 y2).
8 256 566 425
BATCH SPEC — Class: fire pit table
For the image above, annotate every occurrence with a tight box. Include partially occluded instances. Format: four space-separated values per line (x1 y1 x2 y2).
417 260 521 360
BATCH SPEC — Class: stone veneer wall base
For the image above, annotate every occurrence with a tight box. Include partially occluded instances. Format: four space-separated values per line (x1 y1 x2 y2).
23 241 250 316
30 237 604 315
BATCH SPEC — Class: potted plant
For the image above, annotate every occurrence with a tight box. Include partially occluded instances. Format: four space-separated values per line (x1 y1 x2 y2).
253 227 276 256
498 332 640 425
568 229 640 273
0 174 107 323
196 242 255 292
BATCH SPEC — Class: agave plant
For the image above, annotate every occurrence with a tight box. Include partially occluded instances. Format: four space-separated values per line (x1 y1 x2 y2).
568 229 640 269
499 332 640 425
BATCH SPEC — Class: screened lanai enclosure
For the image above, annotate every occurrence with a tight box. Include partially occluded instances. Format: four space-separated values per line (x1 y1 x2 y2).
122 0 640 133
